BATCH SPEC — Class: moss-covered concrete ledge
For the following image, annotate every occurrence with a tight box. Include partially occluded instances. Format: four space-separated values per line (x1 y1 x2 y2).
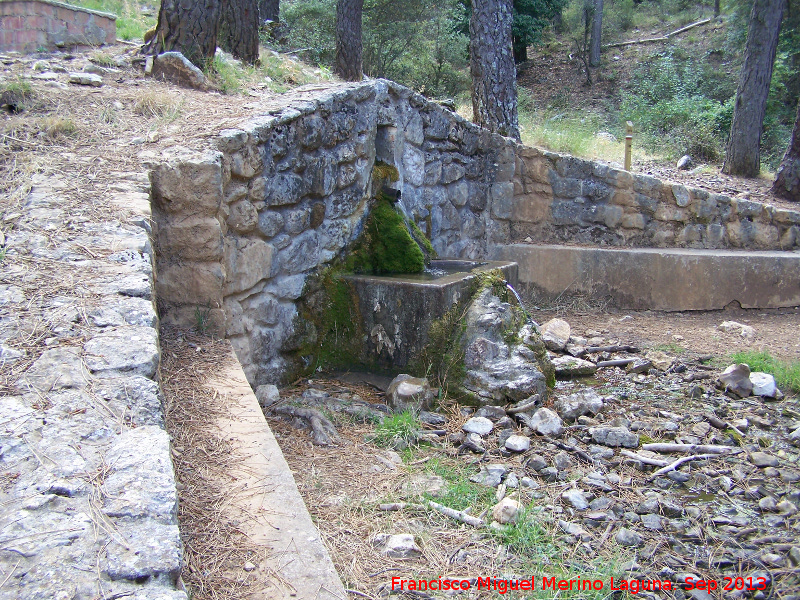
148 78 800 388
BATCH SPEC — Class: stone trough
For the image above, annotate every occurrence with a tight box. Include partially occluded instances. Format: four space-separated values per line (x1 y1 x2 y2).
345 259 518 370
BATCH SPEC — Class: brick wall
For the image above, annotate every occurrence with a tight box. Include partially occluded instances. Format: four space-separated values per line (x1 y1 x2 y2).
0 0 116 54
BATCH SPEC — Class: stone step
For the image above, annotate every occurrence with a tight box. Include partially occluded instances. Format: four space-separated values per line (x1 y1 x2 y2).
493 244 800 311
206 344 346 600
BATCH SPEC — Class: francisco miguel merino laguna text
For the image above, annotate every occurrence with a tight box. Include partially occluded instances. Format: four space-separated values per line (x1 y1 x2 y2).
391 576 676 594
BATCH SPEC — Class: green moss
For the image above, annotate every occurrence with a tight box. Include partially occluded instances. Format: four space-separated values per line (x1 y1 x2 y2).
372 160 399 184
345 198 425 275
409 220 436 259
298 269 365 371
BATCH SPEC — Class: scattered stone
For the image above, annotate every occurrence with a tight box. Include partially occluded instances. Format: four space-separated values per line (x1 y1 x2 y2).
541 318 571 352
0 345 23 363
470 464 508 488
641 513 663 530
255 384 280 408
750 452 779 468
551 356 597 377
151 52 207 89
504 435 531 452
644 351 673 371
615 527 643 547
475 405 507 421
243 561 257 572
539 467 559 482
372 533 422 558
553 451 573 472
777 500 798 516
626 359 653 374
718 363 754 398
505 472 519 488
719 321 756 339
419 411 446 426
554 389 604 421
386 374 435 412
462 432 485 453
69 72 103 87
492 498 522 524
677 155 694 170
462 416 493 436
750 372 779 398
590 426 639 448
561 489 589 510
520 476 539 489
525 455 548 471
523 408 564 437
758 496 777 512
558 520 591 541
789 547 800 566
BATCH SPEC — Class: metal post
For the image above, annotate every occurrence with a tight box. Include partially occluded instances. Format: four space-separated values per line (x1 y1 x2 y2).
624 121 633 171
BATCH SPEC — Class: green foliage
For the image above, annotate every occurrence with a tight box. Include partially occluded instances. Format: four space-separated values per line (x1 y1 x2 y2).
194 306 211 334
345 198 425 275
622 48 734 161
69 0 155 40
370 411 422 448
729 350 800 394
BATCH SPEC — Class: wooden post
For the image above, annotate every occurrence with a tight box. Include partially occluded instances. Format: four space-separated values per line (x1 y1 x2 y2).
624 121 633 171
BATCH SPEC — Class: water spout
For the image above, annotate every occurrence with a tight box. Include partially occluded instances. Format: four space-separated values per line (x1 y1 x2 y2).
503 280 540 331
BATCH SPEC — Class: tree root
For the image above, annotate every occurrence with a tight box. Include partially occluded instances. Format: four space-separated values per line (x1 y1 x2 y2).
273 405 340 446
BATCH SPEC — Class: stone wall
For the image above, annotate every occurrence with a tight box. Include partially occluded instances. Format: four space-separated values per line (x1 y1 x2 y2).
506 147 800 250
151 80 516 386
150 78 800 387
0 0 116 54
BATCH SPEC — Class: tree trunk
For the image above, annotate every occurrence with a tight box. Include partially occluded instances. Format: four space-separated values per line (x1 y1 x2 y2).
259 0 279 22
553 8 563 33
335 0 364 81
470 0 520 140
714 0 720 17
589 0 603 67
772 100 800 202
219 0 260 64
141 0 222 69
722 0 785 177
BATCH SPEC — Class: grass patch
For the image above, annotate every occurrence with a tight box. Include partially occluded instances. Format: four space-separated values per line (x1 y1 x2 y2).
0 77 34 112
421 458 496 512
70 0 155 40
730 350 800 394
207 50 333 96
370 411 421 449
652 342 687 355
38 116 78 140
133 91 182 121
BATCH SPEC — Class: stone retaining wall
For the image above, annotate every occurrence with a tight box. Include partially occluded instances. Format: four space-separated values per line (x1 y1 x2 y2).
0 0 116 54
150 79 800 387
1 173 186 599
508 148 800 250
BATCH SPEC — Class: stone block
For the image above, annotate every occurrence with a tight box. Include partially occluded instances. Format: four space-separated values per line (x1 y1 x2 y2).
404 112 424 146
512 192 551 224
224 238 275 294
550 176 582 199
603 204 624 228
621 213 646 230
284 207 311 235
448 181 469 207
160 214 223 261
403 144 425 186
489 182 514 220
218 128 249 154
150 148 224 216
280 230 321 274
672 184 690 207
157 261 224 306
83 326 159 378
266 172 305 206
754 222 779 248
655 204 688 223
441 162 465 184
227 200 258 234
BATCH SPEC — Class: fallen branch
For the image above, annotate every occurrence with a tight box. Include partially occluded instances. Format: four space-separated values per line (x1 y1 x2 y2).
555 441 594 464
596 358 637 368
620 449 669 467
379 500 485 527
602 18 713 50
427 500 485 528
647 453 718 482
641 443 740 455
577 345 640 357
273 405 340 446
507 394 541 414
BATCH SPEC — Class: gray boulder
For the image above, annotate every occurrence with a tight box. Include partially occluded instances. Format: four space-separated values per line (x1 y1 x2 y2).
555 389 604 421
386 374 435 412
591 426 639 448
676 155 694 170
151 52 207 89
372 533 422 558
459 290 550 404
541 318 570 352
523 407 564 437
750 372 779 398
717 363 754 398
551 356 597 377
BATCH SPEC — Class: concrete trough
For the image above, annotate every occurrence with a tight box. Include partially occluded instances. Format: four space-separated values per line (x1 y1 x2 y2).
493 244 800 311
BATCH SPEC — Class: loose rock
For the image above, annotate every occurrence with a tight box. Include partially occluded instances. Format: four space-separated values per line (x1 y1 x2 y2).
462 416 494 436
551 356 597 377
523 408 564 437
615 527 643 547
372 533 422 558
554 389 604 421
541 318 571 352
590 426 639 448
504 435 531 452
386 374 435 412
717 363 754 398
492 498 522 524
